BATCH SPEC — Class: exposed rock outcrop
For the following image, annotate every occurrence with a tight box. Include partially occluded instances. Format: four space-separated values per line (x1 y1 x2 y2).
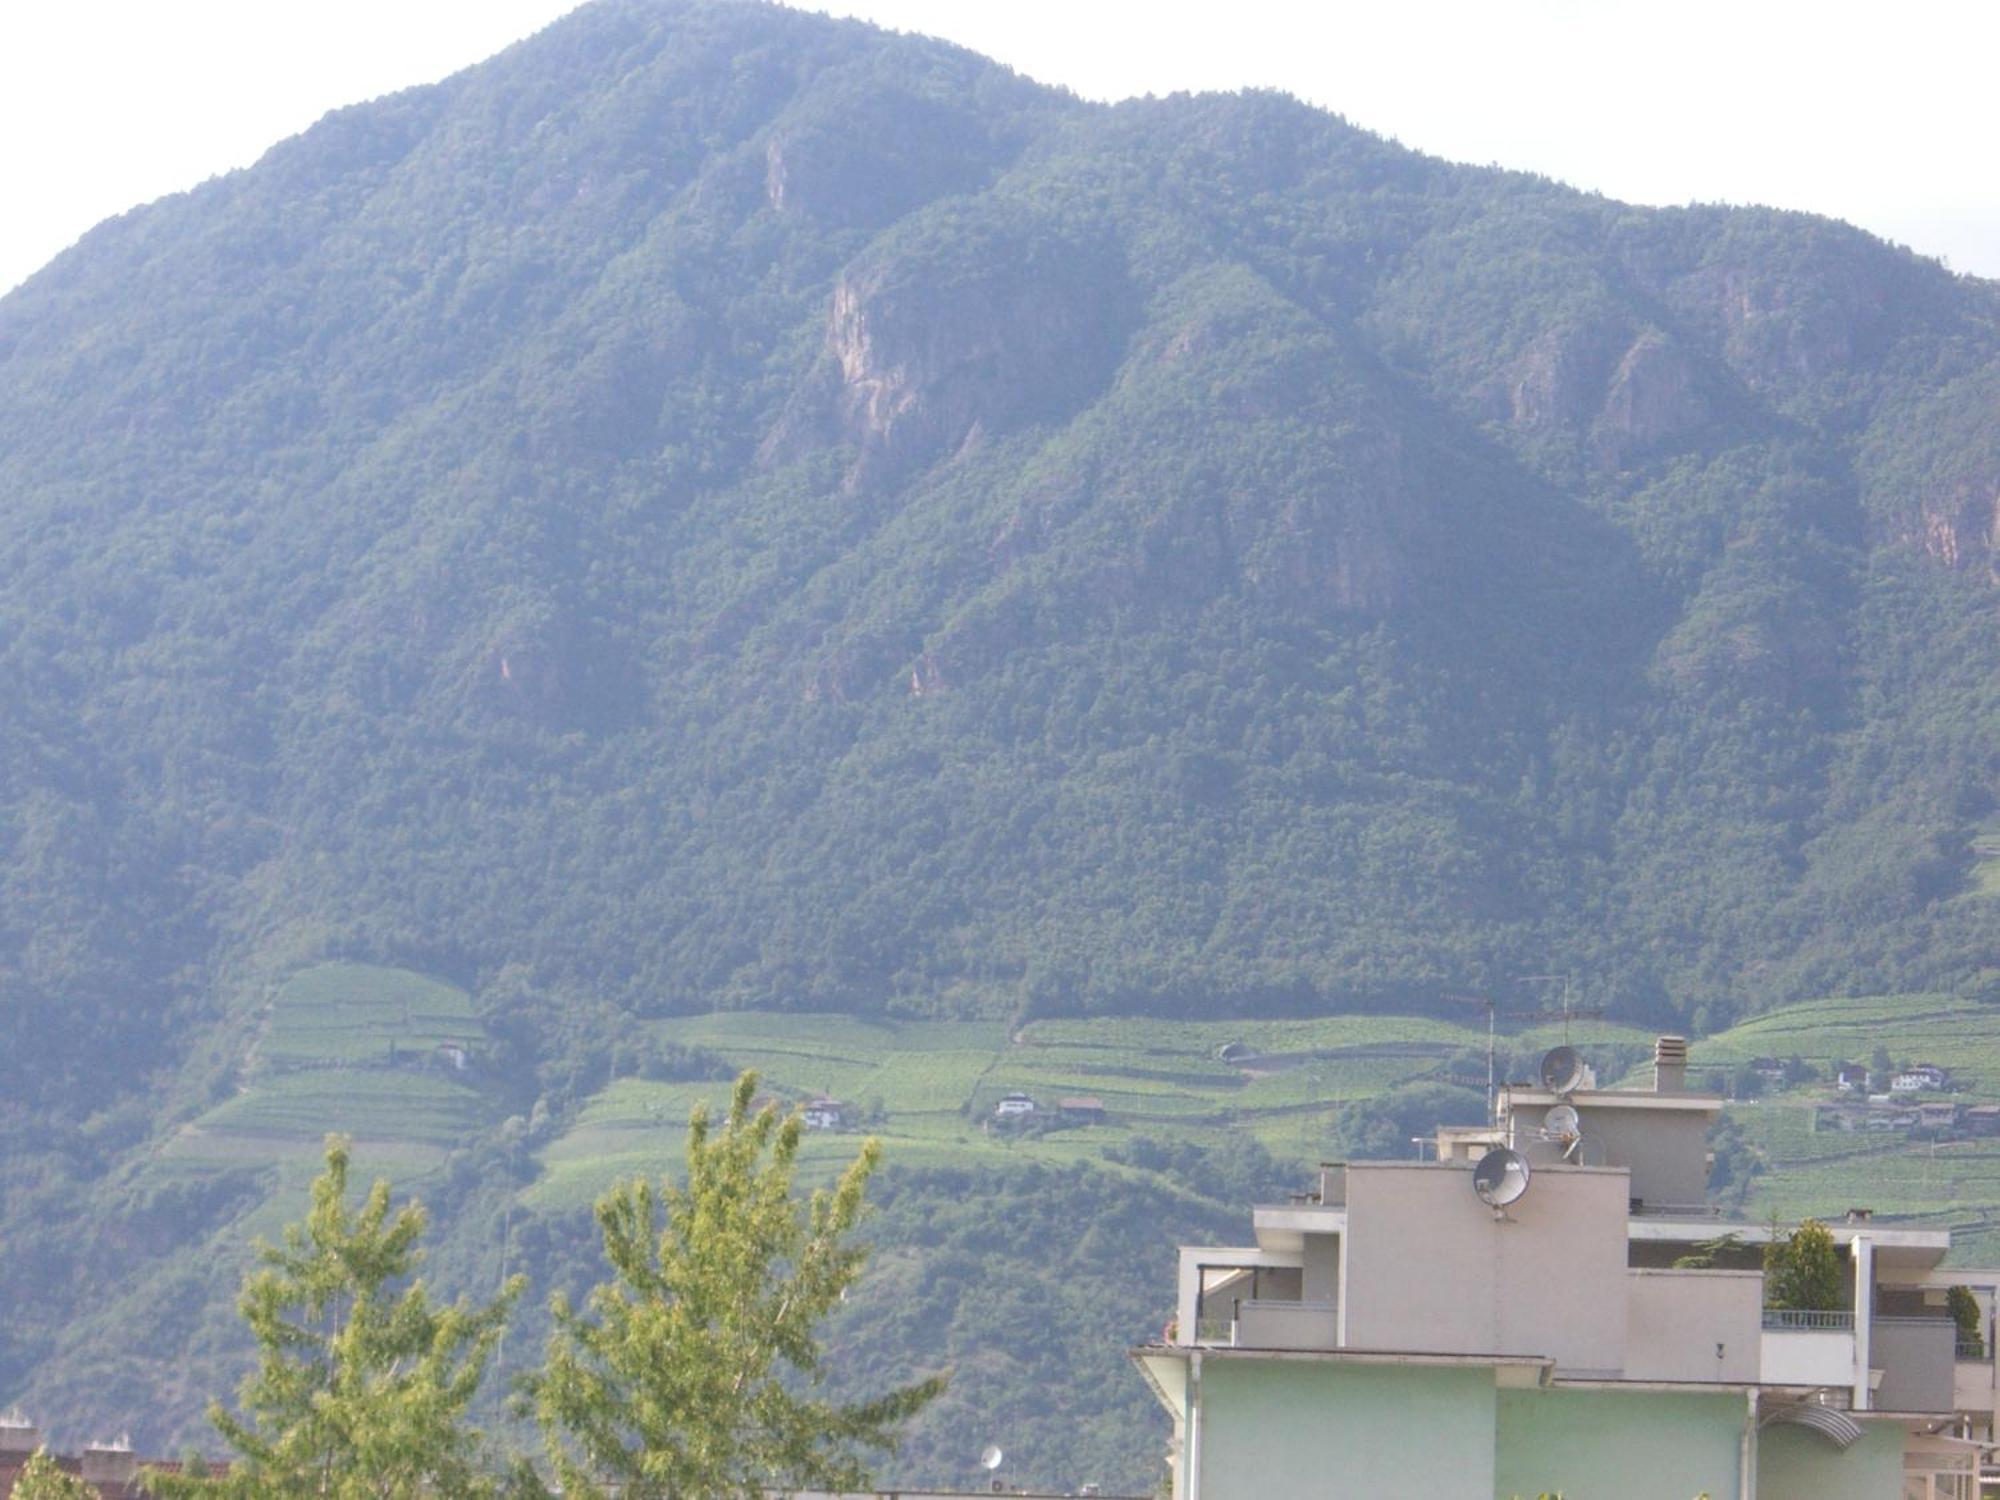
1498 323 1624 432
1490 321 1712 469
1592 332 1710 466
1861 366 2000 581
764 204 1133 485
1914 486 2000 580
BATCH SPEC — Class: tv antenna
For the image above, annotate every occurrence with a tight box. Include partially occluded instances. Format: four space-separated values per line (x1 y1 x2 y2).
1447 983 1607 1118
1472 1146 1531 1214
1443 992 1498 1118
1516 974 1604 1043
1538 1044 1595 1095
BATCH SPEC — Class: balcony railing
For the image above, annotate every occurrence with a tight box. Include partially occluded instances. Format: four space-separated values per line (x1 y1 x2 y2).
1193 1318 1235 1346
1762 1309 1855 1331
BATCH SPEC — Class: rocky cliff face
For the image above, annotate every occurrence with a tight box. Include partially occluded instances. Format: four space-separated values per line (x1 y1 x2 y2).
818 216 1133 485
1861 365 2000 580
1593 331 1711 466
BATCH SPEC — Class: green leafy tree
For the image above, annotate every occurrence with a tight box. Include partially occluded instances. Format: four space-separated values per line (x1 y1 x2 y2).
529 1072 945 1499
1949 1285 1984 1356
148 1137 522 1499
1764 1219 1846 1312
11 1450 97 1500
1870 1045 1896 1089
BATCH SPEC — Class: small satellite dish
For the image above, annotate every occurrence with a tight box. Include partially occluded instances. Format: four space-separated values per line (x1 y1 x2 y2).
1472 1146 1531 1208
1542 1103 1580 1140
1540 1045 1587 1095
981 1445 1004 1472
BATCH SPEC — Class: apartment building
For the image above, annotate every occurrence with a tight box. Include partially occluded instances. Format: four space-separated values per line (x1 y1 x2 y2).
1134 1037 2000 1499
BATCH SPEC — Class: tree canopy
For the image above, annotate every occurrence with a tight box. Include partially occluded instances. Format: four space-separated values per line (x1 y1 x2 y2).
146 1138 521 1500
9 1451 98 1500
1763 1219 1846 1313
530 1072 944 1499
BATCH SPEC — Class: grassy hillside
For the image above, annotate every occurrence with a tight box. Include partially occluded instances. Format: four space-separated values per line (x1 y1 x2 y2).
164 963 497 1166
526 1007 1657 1209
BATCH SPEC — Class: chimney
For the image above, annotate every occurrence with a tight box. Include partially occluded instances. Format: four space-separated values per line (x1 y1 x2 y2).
0 1413 39 1456
1654 1035 1688 1093
81 1438 137 1487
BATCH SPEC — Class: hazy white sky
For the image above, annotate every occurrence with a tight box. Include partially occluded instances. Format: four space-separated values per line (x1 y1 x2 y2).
3 0 1996 296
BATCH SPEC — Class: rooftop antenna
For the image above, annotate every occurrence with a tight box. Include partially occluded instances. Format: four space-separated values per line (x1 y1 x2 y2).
980 1444 1004 1473
1472 1146 1531 1216
1444 993 1497 1120
1538 1044 1592 1095
1518 974 1576 1042
1542 1103 1580 1142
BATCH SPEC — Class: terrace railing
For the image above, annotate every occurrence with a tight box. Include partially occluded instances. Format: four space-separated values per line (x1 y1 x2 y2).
1762 1308 1855 1331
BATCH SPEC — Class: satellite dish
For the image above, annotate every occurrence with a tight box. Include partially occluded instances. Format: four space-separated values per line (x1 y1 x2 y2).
1472 1147 1531 1208
1540 1045 1587 1095
1542 1103 1580 1140
981 1445 1004 1472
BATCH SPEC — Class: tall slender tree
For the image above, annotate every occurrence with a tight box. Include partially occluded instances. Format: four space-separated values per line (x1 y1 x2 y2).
529 1072 944 1499
148 1137 522 1500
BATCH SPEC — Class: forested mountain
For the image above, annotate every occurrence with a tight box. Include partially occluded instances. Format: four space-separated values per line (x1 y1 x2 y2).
5 0 2000 1486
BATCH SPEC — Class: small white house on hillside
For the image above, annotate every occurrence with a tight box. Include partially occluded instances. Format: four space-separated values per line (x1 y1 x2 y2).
802 1099 843 1130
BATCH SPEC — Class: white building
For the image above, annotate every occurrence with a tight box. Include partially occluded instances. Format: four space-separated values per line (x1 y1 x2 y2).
802 1099 843 1131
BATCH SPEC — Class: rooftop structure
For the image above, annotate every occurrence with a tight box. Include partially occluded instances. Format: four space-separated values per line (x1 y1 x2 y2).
0 1421 217 1498
1135 1035 2000 1500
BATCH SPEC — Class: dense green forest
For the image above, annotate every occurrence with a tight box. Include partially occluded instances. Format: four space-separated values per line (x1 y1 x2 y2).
5 0 2000 1487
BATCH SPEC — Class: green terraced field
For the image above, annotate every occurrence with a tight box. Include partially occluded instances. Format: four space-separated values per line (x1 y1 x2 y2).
194 1070 489 1147
655 1012 1006 1056
259 962 484 1067
1726 1101 2000 1262
161 963 499 1181
1692 993 2000 1094
530 995 2000 1234
531 1007 1645 1207
175 971 2000 1259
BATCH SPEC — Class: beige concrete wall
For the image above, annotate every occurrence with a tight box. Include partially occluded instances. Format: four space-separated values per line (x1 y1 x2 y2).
1340 1163 1630 1374
1502 1087 1715 1205
1873 1316 1956 1412
1625 1269 1761 1381
1570 1105 1710 1207
1761 1328 1859 1387
1301 1232 1338 1304
1236 1301 1338 1349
